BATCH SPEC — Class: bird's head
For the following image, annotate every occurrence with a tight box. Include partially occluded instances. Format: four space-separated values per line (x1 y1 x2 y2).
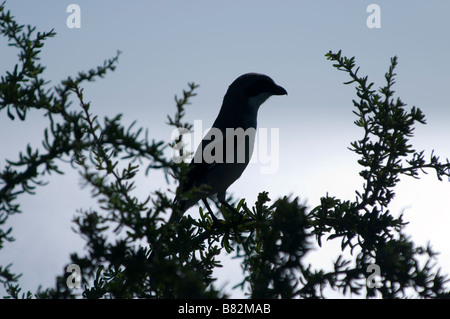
226 73 287 110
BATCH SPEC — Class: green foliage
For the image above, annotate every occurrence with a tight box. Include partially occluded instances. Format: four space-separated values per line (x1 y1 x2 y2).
308 51 450 298
1 3 450 298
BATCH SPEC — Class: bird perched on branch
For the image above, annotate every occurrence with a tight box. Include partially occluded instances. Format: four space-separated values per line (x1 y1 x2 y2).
172 73 287 221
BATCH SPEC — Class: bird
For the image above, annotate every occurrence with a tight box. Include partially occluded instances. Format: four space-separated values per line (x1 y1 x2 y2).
171 73 287 221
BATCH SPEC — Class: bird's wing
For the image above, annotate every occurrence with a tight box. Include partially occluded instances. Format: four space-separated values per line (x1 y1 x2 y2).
178 128 221 194
183 126 255 188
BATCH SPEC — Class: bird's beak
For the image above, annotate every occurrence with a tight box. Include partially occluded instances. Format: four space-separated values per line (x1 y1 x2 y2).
272 85 288 96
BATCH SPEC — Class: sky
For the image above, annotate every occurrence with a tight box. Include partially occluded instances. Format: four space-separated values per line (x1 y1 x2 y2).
1 1 450 298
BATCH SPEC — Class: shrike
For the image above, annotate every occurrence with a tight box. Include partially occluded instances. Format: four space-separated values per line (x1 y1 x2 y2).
173 73 287 220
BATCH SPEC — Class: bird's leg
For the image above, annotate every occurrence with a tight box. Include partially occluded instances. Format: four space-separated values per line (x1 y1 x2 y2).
219 199 243 221
202 199 219 224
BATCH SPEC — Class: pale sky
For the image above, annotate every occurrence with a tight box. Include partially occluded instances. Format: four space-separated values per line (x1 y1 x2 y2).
1 1 450 298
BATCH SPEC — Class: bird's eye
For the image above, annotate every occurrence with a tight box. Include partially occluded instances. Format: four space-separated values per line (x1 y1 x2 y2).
245 84 261 97
245 80 273 97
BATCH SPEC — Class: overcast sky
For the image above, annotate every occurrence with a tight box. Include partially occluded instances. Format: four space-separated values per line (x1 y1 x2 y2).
1 1 450 298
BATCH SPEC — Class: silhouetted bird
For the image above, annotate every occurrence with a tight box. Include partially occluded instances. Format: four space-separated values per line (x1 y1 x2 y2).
172 73 287 221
